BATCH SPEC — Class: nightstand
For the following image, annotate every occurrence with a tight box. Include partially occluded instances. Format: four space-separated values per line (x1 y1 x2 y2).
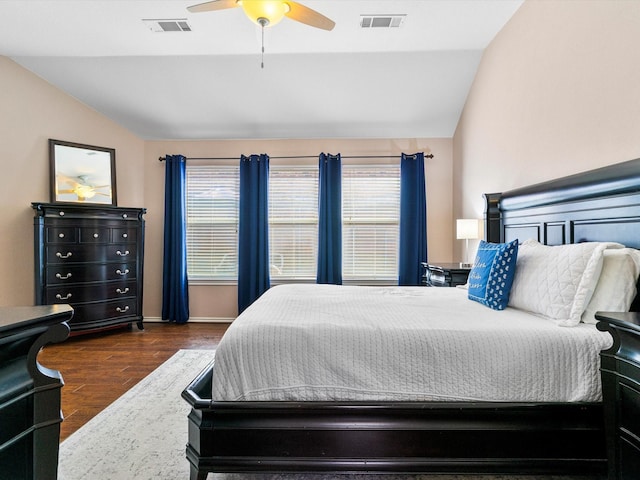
595 311 640 480
421 262 471 287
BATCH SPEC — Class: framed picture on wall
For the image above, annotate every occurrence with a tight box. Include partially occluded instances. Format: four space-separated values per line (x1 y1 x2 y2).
49 139 117 205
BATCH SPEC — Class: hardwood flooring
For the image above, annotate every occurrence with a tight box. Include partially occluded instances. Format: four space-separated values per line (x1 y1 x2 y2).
38 321 230 441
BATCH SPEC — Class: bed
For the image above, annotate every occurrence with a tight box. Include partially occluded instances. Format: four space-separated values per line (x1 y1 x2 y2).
183 158 640 480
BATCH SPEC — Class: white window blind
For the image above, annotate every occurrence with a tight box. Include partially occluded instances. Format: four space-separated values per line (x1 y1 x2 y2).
342 164 400 282
269 166 318 281
185 162 401 283
186 165 239 281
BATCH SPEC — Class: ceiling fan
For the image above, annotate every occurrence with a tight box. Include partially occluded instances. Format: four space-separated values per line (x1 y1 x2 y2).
187 0 335 31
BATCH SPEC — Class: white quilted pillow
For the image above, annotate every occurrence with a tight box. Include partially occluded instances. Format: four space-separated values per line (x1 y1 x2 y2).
508 239 624 326
582 248 640 324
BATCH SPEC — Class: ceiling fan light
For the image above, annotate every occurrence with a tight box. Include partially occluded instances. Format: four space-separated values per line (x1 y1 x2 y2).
240 0 288 27
74 185 96 200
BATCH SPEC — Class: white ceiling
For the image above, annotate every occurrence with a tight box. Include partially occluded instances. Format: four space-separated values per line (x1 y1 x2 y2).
1 0 523 140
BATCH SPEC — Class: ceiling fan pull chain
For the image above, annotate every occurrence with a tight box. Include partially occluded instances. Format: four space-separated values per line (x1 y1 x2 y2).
261 21 265 69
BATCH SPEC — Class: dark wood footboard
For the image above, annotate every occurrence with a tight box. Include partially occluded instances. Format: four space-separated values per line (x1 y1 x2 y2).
182 363 606 479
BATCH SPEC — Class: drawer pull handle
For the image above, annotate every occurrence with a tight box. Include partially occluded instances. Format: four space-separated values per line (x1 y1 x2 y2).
59 211 65 216
116 250 130 257
55 273 72 280
122 233 128 239
93 233 100 238
56 293 72 300
56 252 73 259
116 287 130 294
116 306 130 313
116 269 130 276
122 213 128 219
58 233 65 238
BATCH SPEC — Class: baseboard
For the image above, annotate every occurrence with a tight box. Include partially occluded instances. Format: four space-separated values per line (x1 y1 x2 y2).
143 317 234 324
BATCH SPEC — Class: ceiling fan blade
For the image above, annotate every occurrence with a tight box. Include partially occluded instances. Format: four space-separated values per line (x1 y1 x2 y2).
187 0 238 13
57 174 80 186
285 1 335 31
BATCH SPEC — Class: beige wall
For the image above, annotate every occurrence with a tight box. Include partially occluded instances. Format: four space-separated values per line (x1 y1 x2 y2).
144 138 453 321
453 0 640 252
0 56 145 307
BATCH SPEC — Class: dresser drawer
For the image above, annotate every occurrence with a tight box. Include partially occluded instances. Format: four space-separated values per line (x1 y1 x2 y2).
46 263 136 284
79 227 111 243
71 299 139 323
45 280 137 304
41 206 140 222
112 227 137 243
46 227 77 243
46 244 137 264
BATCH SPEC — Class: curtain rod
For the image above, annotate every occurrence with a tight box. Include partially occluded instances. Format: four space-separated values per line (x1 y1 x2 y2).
158 153 434 162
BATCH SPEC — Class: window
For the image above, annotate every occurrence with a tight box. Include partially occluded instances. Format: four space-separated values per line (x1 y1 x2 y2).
186 165 239 281
342 165 400 282
268 166 318 281
185 161 400 284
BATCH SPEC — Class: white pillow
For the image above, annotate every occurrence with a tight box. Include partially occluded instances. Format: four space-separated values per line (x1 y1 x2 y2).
582 248 640 324
508 239 624 326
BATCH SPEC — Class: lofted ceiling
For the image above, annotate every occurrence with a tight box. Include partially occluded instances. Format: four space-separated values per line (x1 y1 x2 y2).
1 0 524 140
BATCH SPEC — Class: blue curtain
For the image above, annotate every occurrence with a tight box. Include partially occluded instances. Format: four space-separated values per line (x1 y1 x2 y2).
398 152 427 286
238 154 270 313
317 153 342 285
162 155 189 323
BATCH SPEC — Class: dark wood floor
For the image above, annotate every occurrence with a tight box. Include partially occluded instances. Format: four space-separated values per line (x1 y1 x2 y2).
38 321 230 441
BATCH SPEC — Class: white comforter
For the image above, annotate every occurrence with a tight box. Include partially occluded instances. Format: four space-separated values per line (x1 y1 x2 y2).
211 284 613 402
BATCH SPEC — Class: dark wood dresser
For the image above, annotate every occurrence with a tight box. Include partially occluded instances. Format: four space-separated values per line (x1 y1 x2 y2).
421 262 471 287
0 305 72 480
32 202 146 334
596 311 640 480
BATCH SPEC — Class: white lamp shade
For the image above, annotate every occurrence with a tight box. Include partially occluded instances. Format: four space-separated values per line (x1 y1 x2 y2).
456 218 482 240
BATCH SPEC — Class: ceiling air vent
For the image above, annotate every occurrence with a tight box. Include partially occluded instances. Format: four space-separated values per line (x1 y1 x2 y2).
360 14 406 28
142 19 192 33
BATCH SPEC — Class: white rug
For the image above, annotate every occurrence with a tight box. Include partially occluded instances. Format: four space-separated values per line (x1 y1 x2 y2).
58 349 604 480
59 349 216 480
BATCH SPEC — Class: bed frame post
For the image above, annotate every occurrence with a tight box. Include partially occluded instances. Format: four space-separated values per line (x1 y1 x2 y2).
483 192 502 243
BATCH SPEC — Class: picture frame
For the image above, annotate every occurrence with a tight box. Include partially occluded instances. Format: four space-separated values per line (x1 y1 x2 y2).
49 139 117 205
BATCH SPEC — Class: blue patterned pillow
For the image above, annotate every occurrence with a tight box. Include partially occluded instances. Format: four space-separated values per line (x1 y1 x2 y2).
468 239 519 310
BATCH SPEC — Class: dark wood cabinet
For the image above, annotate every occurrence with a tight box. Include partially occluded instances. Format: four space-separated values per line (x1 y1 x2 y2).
596 311 640 480
421 262 471 287
32 202 146 334
0 305 72 480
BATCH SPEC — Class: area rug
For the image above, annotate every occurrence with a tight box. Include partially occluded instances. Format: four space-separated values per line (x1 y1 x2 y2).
58 349 603 480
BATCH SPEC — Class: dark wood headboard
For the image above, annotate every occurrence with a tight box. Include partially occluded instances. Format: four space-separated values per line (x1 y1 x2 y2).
484 158 640 247
483 157 640 311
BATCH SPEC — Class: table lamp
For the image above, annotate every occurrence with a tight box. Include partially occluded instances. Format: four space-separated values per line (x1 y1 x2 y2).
456 218 482 267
